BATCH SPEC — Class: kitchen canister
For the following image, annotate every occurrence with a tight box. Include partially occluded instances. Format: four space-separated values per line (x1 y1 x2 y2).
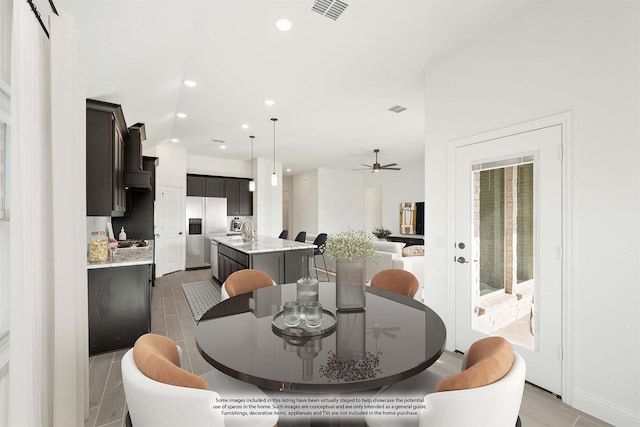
88 231 109 262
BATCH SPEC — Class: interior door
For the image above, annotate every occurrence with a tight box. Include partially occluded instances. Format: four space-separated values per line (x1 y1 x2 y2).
161 184 183 275
454 125 562 395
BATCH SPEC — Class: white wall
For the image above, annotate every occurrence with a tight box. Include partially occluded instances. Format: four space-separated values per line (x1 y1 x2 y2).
0 3 10 425
186 154 250 178
363 159 424 235
292 170 319 236
318 168 364 234
363 186 382 232
255 156 282 237
424 1 639 425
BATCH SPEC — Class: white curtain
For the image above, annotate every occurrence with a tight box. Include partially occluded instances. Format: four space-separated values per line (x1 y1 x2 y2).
50 10 88 426
9 0 53 425
9 2 87 426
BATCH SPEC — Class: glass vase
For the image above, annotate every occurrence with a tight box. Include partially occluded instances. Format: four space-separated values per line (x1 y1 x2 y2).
335 259 366 310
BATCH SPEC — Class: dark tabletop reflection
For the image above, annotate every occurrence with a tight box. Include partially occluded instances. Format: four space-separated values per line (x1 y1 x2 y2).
196 283 446 393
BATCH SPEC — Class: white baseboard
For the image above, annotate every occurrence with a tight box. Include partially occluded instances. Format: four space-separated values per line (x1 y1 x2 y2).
571 388 640 426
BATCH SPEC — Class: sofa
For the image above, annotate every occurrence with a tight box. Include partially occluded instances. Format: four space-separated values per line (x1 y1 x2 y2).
306 234 425 302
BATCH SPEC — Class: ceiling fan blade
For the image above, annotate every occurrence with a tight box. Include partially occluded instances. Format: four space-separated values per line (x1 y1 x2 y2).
380 166 402 170
380 163 397 168
361 164 373 168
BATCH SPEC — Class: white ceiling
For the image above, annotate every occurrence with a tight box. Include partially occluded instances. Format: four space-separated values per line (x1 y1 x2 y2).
50 0 540 176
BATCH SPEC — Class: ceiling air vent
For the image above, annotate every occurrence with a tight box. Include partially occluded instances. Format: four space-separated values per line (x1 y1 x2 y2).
388 105 407 113
311 0 348 21
211 139 225 144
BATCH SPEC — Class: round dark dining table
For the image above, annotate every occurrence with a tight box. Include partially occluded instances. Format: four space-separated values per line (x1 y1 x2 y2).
196 282 446 393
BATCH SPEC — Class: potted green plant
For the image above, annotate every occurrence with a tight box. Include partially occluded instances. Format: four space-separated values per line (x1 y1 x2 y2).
325 229 378 310
372 226 392 240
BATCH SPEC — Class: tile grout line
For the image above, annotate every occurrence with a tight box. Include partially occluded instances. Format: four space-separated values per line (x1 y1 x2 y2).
93 352 115 427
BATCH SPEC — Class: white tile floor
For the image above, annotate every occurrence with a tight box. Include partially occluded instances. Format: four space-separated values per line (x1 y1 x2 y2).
86 268 612 427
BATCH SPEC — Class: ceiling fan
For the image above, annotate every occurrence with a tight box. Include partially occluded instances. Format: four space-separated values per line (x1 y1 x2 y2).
354 149 401 172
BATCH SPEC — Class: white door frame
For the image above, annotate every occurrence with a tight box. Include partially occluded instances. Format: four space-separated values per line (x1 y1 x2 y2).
447 111 574 402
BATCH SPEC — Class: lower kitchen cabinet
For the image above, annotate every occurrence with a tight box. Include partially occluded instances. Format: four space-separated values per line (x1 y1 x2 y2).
216 243 313 284
88 264 151 355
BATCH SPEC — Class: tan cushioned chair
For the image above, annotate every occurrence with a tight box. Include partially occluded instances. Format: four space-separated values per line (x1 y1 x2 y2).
133 333 208 390
224 269 274 297
370 269 419 298
436 336 514 392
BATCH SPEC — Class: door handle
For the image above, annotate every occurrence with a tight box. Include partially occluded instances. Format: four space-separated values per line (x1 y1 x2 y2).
179 232 183 235
456 256 469 264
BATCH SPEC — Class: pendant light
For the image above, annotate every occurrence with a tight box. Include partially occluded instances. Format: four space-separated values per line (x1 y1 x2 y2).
271 118 278 186
249 135 256 192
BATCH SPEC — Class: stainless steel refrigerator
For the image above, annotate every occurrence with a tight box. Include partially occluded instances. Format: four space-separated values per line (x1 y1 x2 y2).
186 197 227 269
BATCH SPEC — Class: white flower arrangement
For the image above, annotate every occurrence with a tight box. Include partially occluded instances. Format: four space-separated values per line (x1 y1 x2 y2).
324 228 378 262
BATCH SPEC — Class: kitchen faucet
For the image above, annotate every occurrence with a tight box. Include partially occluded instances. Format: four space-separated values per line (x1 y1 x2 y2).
240 220 254 241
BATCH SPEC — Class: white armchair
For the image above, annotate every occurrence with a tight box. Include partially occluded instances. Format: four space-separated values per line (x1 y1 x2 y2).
418 352 525 427
365 336 525 427
122 334 278 427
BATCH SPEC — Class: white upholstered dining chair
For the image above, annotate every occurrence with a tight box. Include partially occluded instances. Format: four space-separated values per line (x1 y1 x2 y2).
365 336 526 427
122 333 278 427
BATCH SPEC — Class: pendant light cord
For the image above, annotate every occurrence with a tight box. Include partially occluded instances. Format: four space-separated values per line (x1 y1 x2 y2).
271 118 278 174
249 136 255 180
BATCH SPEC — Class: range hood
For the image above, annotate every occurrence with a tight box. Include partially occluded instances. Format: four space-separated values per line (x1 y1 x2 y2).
125 123 152 191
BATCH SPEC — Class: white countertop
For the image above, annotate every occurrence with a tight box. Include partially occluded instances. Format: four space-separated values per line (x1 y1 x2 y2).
211 234 316 254
87 241 154 269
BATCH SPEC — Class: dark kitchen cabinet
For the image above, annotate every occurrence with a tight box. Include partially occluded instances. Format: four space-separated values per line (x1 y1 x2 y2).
187 175 226 198
205 177 225 197
225 179 239 215
187 175 252 215
218 243 249 283
238 179 253 215
186 175 206 197
112 156 157 240
226 178 253 216
88 264 151 355
86 99 128 217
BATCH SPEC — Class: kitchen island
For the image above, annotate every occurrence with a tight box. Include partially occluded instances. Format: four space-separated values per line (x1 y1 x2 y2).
210 235 316 284
87 241 154 355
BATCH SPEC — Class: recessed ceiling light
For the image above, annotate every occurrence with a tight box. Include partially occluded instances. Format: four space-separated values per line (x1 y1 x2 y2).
264 99 275 106
176 113 187 118
170 138 179 143
241 124 249 129
220 145 227 150
275 18 292 32
286 168 291 172
183 80 197 87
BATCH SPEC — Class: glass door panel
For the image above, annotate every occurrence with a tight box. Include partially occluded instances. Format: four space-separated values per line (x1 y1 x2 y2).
472 159 534 349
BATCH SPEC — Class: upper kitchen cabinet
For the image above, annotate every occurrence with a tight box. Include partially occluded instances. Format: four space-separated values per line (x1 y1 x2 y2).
186 174 252 215
186 174 226 198
86 99 128 217
186 175 205 197
226 178 252 216
205 177 225 198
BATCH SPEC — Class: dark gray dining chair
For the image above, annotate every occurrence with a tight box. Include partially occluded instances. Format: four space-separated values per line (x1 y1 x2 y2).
311 233 329 281
278 230 288 239
294 231 306 242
